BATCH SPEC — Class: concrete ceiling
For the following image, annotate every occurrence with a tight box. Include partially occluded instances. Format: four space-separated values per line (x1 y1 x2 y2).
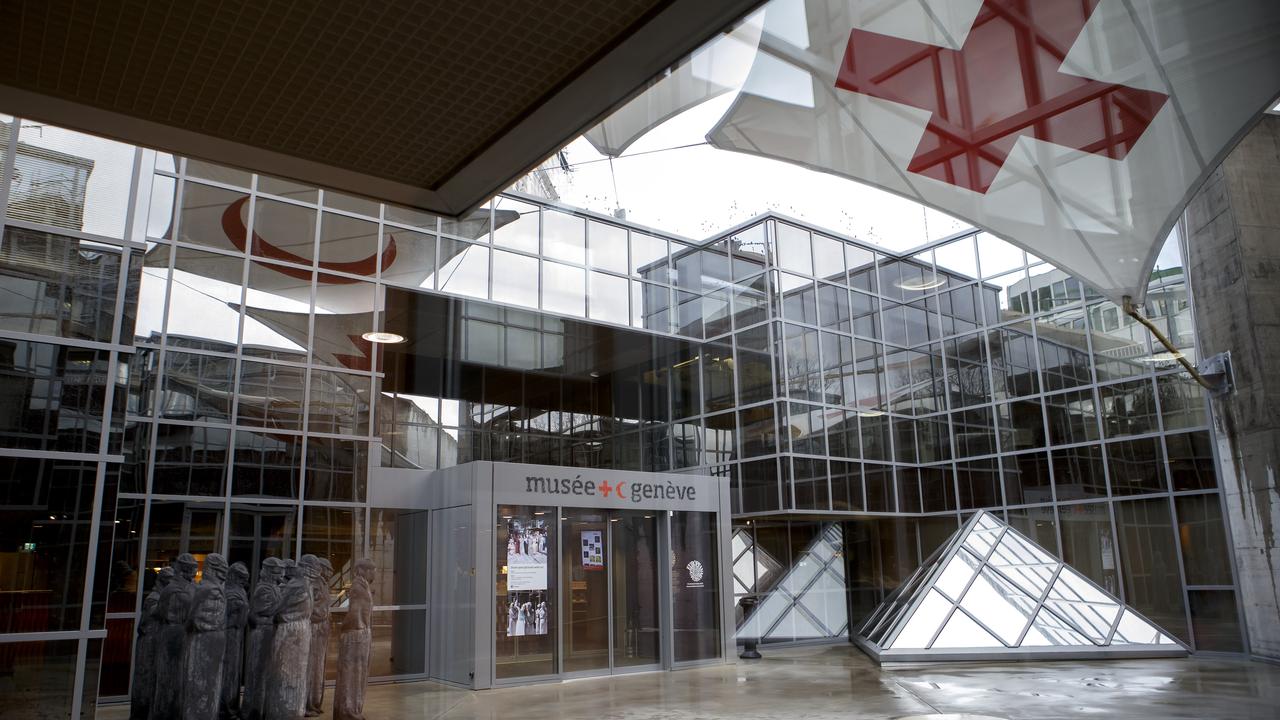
0 0 763 217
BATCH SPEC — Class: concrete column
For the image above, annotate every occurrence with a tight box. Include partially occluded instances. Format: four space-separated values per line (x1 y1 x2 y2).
1184 114 1280 661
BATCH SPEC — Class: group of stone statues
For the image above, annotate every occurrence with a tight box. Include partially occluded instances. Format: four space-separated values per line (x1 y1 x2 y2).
130 552 376 720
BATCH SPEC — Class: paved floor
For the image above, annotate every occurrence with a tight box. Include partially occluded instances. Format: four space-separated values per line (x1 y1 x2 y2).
99 644 1280 719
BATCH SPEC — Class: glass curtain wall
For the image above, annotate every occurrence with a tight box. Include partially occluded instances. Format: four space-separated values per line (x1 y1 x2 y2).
0 113 1248 713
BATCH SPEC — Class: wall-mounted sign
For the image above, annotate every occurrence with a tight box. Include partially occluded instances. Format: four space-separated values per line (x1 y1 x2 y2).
492 463 721 513
581 530 603 571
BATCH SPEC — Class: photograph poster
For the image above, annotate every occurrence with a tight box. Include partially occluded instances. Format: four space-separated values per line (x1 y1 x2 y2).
581 530 603 571
506 516 549 591
504 515 550 637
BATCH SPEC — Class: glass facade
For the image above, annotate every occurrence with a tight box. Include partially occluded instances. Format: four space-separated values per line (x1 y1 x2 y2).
0 115 1246 713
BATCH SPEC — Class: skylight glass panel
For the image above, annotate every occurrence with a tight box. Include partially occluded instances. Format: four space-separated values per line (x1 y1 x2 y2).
855 510 1187 662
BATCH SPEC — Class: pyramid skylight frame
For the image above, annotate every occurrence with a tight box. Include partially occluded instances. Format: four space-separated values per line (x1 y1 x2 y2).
855 511 1188 663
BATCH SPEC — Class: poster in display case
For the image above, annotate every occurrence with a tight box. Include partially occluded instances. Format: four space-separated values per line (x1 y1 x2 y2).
504 515 550 636
581 530 603 571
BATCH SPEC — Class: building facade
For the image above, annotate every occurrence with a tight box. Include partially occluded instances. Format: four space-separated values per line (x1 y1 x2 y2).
0 115 1246 716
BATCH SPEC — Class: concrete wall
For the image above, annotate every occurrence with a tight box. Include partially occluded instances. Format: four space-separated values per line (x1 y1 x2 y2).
1184 114 1280 661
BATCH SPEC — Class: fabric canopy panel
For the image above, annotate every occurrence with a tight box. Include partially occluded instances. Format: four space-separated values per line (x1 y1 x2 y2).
586 0 1280 304
854 510 1186 663
712 0 1280 304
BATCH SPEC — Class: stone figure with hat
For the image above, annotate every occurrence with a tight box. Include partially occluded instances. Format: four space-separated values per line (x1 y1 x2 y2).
303 556 333 717
334 558 375 720
266 558 313 720
129 566 173 720
153 553 198 719
219 561 250 720
183 553 229 720
243 557 285 720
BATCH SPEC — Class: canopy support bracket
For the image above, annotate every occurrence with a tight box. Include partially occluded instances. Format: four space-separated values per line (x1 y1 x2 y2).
1122 296 1233 397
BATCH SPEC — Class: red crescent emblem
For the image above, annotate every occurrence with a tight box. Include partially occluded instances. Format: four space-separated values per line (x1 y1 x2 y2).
221 196 396 284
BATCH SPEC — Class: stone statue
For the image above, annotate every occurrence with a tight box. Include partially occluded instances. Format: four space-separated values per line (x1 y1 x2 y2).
303 556 332 717
184 553 229 720
266 559 312 720
130 566 173 720
219 562 250 720
243 557 285 720
334 559 375 720
153 553 198 719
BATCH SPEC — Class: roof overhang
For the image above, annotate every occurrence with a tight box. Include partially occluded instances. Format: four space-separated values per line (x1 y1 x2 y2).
0 0 764 218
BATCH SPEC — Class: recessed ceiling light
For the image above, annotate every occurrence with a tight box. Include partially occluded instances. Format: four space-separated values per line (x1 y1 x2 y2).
362 331 406 344
895 275 947 291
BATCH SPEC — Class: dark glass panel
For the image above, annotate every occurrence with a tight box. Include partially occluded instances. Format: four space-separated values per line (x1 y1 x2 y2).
301 505 365 598
1058 502 1120 595
0 341 113 453
956 458 1001 509
1099 378 1159 438
304 437 368 502
1115 498 1189 641
227 503 296 587
229 429 300 498
157 350 235 423
671 511 721 662
735 325 774 406
954 407 995 458
0 640 80 718
0 458 100 632
919 465 955 512
1157 374 1207 431
830 460 863 511
1107 437 1167 496
141 499 224 595
738 404 778 459
1052 444 1107 500
0 227 127 342
236 360 306 430
864 465 893 512
369 508 429 607
1002 451 1052 505
1044 388 1099 445
1165 431 1217 491
791 457 829 511
307 369 371 435
996 398 1045 451
1174 494 1233 586
151 422 228 496
739 457 780 514
1188 590 1244 652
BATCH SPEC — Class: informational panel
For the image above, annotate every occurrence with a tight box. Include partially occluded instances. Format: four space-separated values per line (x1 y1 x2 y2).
502 514 550 637
581 530 603 571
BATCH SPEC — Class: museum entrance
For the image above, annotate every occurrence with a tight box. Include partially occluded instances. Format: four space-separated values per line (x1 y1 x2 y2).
423 462 732 688
561 508 662 676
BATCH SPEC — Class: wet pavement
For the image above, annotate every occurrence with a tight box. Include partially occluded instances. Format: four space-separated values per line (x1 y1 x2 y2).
98 643 1280 719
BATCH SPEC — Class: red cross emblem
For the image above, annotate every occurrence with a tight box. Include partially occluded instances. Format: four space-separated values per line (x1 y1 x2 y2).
835 0 1169 193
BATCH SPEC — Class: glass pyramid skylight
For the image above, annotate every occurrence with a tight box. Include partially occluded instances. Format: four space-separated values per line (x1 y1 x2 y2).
855 511 1187 663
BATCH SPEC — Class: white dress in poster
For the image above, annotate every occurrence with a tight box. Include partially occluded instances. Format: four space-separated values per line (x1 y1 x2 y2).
504 516 550 637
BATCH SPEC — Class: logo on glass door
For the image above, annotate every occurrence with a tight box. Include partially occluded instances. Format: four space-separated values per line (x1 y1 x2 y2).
686 560 705 587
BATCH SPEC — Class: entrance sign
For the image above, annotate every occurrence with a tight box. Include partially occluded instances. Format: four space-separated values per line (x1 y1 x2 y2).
493 463 722 513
